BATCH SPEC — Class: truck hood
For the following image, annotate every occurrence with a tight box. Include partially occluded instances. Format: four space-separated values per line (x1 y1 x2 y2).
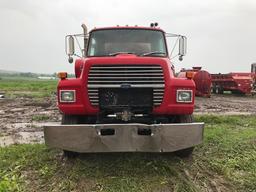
84 54 171 66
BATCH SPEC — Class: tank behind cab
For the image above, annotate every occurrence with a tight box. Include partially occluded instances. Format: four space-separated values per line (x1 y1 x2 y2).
178 67 212 97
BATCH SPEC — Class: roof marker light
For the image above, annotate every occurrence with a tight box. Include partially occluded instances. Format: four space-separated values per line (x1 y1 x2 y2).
186 71 194 79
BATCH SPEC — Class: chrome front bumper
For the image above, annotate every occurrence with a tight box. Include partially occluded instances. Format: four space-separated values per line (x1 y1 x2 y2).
44 123 204 153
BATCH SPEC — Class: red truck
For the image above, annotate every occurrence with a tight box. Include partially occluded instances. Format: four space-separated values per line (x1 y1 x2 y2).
44 23 204 157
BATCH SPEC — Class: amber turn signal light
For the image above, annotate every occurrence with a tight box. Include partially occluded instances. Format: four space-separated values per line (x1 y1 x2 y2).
58 72 68 80
186 71 194 79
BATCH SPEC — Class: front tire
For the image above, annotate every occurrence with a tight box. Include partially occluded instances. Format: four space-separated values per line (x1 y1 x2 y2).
174 115 195 158
175 147 194 158
62 114 80 158
63 150 79 158
61 114 79 124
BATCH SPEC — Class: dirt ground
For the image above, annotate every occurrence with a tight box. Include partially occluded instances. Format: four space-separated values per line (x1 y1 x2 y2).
0 96 60 146
195 94 256 115
0 94 256 146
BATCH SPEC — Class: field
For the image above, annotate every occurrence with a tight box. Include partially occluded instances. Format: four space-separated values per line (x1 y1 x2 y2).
0 79 256 192
0 79 57 98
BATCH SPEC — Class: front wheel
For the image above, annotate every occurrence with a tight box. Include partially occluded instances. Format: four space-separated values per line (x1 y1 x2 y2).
62 114 80 158
174 115 195 158
63 150 79 158
174 147 194 158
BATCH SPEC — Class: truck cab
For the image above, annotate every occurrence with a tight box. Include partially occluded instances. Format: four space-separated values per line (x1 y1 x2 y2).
44 24 204 157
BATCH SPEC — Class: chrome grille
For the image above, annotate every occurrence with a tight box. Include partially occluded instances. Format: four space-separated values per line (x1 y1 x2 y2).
87 65 165 107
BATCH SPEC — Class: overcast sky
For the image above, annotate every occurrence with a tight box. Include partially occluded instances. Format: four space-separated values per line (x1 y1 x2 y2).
0 0 255 74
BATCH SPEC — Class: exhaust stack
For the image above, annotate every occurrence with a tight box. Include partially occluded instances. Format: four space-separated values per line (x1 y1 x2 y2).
81 23 88 57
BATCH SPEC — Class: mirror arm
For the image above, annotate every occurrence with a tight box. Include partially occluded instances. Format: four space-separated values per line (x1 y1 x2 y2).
74 53 82 58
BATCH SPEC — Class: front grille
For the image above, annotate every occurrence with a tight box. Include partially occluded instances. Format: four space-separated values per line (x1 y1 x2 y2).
99 88 153 109
87 65 165 107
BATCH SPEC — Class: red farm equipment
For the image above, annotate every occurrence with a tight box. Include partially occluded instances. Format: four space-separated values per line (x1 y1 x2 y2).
211 72 254 95
178 67 212 97
251 63 256 93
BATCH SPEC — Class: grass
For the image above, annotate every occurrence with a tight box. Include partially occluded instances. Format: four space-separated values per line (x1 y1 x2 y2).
0 79 57 98
0 115 256 192
32 115 51 122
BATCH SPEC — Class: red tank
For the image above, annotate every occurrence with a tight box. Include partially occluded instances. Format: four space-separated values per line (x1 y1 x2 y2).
178 67 212 97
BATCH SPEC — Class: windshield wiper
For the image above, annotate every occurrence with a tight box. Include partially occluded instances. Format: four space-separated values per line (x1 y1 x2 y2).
140 51 166 56
108 52 136 56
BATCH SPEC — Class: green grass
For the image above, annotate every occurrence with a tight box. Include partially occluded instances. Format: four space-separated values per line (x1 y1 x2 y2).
194 115 256 191
0 79 57 98
0 115 256 191
31 115 51 122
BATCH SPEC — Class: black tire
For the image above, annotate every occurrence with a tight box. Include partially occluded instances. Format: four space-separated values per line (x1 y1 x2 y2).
211 86 216 94
62 114 80 158
176 114 194 123
63 150 79 158
174 115 195 158
61 114 79 124
175 147 194 158
216 87 224 94
216 87 220 94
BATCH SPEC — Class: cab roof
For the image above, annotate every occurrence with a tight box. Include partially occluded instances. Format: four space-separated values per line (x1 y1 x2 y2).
89 26 166 33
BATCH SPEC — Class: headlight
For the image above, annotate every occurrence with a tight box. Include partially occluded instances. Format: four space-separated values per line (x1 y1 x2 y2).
176 90 193 103
60 90 75 102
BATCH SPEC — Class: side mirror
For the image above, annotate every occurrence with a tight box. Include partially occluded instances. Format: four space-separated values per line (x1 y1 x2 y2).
67 35 75 56
179 36 187 61
65 35 75 63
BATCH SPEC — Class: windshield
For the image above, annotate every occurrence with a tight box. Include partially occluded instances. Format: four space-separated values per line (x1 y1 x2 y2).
87 29 167 57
